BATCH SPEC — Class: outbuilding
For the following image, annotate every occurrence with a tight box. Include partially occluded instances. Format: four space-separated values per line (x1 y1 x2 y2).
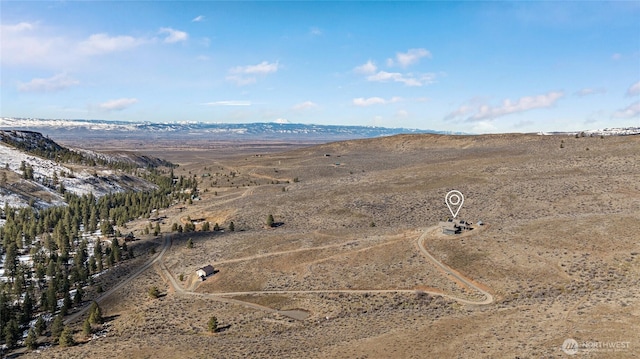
196 265 215 280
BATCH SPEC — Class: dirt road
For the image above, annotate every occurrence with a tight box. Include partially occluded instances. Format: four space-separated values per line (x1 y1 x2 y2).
155 226 494 319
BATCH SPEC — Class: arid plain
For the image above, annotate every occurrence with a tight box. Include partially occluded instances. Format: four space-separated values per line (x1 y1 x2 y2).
25 133 639 358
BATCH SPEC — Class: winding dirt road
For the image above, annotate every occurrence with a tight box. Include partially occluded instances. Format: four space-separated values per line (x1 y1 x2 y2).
155 225 494 319
66 224 493 324
64 235 171 325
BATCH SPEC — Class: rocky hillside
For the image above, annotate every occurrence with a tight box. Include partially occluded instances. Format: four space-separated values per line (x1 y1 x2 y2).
0 130 169 209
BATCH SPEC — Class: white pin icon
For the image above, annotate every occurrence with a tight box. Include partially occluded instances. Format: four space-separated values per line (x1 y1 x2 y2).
445 190 464 218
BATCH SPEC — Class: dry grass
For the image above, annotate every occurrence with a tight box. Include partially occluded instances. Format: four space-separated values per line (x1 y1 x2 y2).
25 133 640 358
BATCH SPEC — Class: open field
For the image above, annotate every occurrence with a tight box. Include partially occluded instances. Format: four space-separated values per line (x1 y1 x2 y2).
27 133 640 358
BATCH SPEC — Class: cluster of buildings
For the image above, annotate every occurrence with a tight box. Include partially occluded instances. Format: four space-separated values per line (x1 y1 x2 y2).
439 219 480 235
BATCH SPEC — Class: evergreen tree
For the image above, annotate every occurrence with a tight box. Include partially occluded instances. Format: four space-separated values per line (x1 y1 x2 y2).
229 221 235 232
208 316 218 333
51 314 64 339
58 326 75 347
61 288 72 315
111 238 121 262
88 301 103 324
82 318 92 337
3 318 19 348
267 214 274 228
47 282 58 314
74 286 83 305
35 315 46 336
187 238 194 249
25 327 38 350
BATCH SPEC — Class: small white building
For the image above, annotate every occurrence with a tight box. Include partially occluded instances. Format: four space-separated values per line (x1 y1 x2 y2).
196 265 215 279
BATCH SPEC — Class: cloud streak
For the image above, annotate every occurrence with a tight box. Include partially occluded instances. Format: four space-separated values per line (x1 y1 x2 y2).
353 96 402 106
354 60 377 75
366 71 434 87
613 101 640 118
78 33 147 55
575 87 605 97
18 73 79 92
627 81 640 97
202 101 252 106
292 101 318 110
387 48 431 67
447 91 565 122
227 61 279 86
159 27 188 43
98 98 139 111
355 49 435 87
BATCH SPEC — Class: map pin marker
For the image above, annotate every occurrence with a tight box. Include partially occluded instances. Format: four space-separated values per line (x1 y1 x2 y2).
445 190 464 218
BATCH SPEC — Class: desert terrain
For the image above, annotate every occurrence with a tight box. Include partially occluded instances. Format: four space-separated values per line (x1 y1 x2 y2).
23 133 639 358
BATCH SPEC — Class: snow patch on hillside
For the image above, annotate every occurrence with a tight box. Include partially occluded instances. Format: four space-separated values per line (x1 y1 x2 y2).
0 142 155 208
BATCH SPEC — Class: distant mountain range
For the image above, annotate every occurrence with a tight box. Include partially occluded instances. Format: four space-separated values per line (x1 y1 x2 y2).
0 118 459 142
1 118 638 141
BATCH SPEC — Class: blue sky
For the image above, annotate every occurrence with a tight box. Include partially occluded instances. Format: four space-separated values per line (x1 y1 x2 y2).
1 1 639 133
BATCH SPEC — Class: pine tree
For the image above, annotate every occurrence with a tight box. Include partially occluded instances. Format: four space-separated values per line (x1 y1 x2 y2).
58 326 75 347
187 238 194 249
82 318 92 337
267 214 274 228
88 301 103 324
74 286 83 305
3 318 19 348
51 314 64 339
35 315 46 336
25 327 38 350
208 316 218 333
229 221 235 232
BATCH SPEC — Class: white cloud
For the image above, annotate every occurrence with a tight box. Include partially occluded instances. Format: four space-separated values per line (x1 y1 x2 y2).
353 96 403 106
446 92 565 122
202 101 251 106
613 101 640 118
310 27 322 36
366 71 434 87
227 61 279 86
225 75 257 86
159 27 188 43
0 22 69 67
627 81 640 97
78 33 147 55
470 92 564 121
98 98 139 111
388 48 431 67
274 118 290 124
611 53 622 60
230 61 279 75
444 105 474 121
3 22 34 32
292 101 318 110
575 87 606 97
192 15 205 22
396 109 409 118
18 73 79 92
354 60 377 75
